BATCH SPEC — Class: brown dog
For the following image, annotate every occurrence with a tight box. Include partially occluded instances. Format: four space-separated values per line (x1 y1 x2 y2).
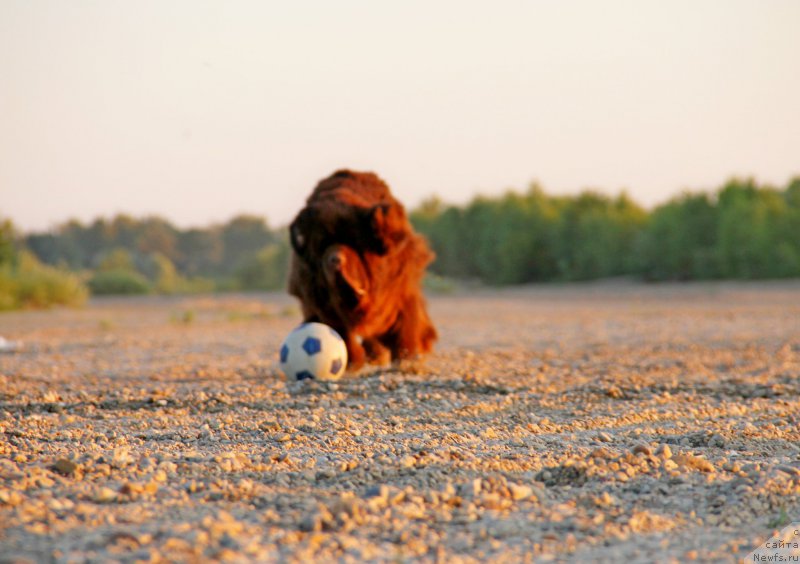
288 170 437 370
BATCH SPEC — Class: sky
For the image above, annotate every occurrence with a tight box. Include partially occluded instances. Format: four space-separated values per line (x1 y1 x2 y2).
1 0 799 233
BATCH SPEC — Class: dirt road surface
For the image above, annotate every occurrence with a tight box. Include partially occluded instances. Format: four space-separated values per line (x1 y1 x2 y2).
1 282 799 563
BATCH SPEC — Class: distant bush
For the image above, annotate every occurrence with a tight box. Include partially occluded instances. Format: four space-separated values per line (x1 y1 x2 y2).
423 273 458 294
87 269 150 295
0 251 88 310
141 252 216 295
234 241 290 291
0 219 15 267
174 277 217 294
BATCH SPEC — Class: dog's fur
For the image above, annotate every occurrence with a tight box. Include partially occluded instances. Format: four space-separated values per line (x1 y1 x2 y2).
288 170 437 370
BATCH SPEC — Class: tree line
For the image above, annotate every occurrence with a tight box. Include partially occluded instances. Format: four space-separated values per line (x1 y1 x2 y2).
0 214 290 305
410 177 800 284
1 176 799 307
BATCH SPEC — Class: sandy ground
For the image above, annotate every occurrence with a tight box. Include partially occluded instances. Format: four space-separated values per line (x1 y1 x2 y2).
1 281 799 563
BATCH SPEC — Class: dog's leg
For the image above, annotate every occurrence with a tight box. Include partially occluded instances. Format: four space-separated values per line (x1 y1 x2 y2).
385 295 437 360
345 333 366 371
363 338 391 366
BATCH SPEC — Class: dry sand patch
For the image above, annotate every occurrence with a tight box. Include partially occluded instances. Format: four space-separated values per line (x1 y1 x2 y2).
1 282 799 562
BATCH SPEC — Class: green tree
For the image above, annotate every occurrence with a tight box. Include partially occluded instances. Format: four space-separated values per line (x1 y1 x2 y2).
97 248 137 272
136 217 178 262
108 214 139 248
424 205 473 279
150 252 180 294
466 188 559 284
221 215 274 274
176 228 223 276
716 179 791 278
552 191 646 280
234 240 290 290
636 192 719 280
55 220 92 268
0 219 16 267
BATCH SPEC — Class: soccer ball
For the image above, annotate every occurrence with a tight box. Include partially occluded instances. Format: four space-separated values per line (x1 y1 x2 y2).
279 322 348 381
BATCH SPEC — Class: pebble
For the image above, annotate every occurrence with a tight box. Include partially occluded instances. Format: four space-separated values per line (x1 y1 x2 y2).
364 485 389 500
401 456 416 468
508 483 532 501
52 459 79 476
673 453 715 473
459 478 482 498
94 487 117 504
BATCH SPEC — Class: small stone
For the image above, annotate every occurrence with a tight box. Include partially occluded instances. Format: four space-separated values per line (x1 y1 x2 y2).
632 444 652 456
111 448 133 468
299 514 321 533
709 434 726 448
508 483 532 501
94 487 117 503
595 491 616 506
0 489 24 506
119 482 143 496
590 447 614 459
478 493 508 510
440 482 456 500
53 458 79 476
656 444 673 459
722 461 741 473
459 478 482 498
364 485 389 500
673 453 714 473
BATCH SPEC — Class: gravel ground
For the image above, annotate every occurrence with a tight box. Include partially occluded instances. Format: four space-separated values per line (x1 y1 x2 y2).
1 281 799 563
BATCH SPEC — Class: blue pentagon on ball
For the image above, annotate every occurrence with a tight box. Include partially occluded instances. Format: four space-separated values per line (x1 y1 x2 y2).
278 322 348 382
302 337 322 356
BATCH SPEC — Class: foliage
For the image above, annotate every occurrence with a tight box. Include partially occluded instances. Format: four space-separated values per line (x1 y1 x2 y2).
412 177 800 284
87 269 151 295
0 250 88 310
22 214 280 296
634 192 719 280
234 239 291 291
411 186 648 284
220 215 275 274
97 247 138 272
0 219 16 267
13 177 800 297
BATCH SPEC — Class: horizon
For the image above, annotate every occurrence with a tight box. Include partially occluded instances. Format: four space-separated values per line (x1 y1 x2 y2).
2 1 799 233
8 172 799 235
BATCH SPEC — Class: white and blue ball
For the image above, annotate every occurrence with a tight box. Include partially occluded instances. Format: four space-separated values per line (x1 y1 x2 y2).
279 322 348 381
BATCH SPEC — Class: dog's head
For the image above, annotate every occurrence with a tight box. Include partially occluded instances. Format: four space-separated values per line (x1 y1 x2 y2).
289 201 408 313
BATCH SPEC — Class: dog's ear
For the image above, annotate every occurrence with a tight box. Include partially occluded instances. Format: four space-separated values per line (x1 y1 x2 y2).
367 203 406 254
290 208 314 255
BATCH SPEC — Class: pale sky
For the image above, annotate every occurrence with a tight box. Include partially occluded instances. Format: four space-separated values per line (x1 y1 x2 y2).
1 0 799 232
